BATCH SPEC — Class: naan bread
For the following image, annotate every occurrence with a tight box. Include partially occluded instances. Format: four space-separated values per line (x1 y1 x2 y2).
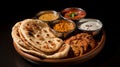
11 19 70 59
11 22 40 52
19 19 63 52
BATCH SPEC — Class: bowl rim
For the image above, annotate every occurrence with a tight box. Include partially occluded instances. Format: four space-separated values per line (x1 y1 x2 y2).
61 7 86 12
13 29 106 63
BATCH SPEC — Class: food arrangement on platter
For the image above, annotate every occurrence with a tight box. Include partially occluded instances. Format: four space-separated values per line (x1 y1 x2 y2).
11 7 105 64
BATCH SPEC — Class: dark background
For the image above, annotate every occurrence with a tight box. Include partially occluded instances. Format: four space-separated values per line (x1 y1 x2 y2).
0 0 119 67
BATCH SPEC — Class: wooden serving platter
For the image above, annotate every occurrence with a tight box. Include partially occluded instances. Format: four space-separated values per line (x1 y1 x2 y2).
13 29 106 66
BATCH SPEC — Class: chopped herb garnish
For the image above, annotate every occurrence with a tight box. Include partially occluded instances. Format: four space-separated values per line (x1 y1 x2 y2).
68 12 78 18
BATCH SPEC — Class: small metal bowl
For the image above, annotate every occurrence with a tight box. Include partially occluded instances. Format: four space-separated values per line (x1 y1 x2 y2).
61 7 86 21
77 18 103 36
34 10 60 23
49 19 76 38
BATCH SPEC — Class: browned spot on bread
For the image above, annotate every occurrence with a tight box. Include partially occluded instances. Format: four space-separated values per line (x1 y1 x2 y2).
48 41 55 47
48 41 51 43
28 32 33 36
36 42 40 44
47 34 49 36
51 43 55 47
43 45 49 49
16 33 20 37
27 24 29 26
29 39 32 41
36 35 40 37
57 40 61 42
43 30 47 33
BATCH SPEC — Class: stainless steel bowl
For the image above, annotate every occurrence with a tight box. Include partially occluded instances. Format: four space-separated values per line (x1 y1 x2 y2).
61 7 86 21
77 18 103 36
49 19 76 38
34 10 60 23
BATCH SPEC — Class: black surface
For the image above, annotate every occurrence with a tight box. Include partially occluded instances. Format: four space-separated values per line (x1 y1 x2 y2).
0 0 119 67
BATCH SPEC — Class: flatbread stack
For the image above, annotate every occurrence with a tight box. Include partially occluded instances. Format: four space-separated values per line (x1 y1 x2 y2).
11 19 70 59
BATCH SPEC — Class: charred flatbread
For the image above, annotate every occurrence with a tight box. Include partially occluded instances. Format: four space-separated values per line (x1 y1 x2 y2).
11 19 70 59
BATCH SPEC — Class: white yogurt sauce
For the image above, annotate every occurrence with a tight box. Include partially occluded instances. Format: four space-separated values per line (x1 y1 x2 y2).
78 19 102 31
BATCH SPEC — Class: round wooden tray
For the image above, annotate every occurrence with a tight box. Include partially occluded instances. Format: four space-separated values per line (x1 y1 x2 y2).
13 29 106 66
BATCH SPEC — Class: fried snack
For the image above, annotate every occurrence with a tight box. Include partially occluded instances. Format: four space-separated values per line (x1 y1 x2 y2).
65 33 97 57
11 19 70 59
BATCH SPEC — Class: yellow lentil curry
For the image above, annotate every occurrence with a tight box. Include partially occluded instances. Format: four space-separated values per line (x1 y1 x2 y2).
53 20 75 32
39 13 59 21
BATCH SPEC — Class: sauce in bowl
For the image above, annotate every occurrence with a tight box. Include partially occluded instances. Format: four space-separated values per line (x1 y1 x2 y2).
39 12 59 21
61 7 86 20
36 10 59 22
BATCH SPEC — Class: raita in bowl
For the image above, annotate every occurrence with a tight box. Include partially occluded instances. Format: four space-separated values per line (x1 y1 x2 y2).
77 18 103 36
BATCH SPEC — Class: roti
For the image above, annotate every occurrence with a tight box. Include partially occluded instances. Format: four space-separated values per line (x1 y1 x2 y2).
11 19 70 59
